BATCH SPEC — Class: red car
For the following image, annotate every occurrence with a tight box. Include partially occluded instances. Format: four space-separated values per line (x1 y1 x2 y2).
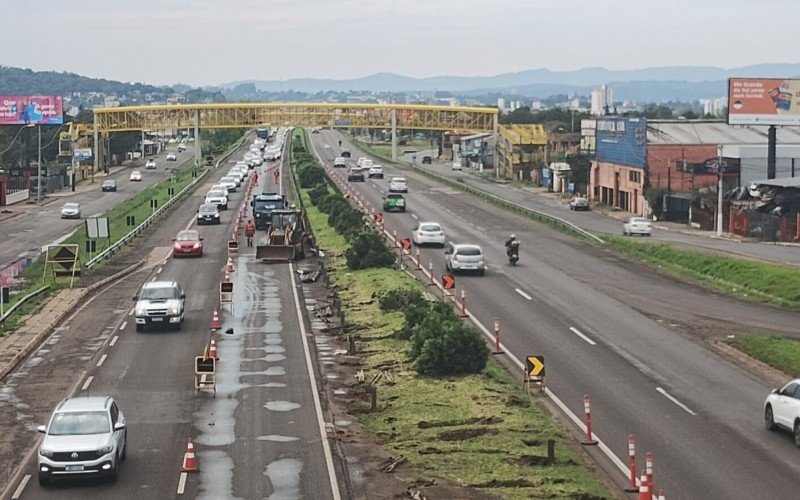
172 230 204 257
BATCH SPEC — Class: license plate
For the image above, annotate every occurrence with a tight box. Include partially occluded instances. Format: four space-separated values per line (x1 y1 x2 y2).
65 465 84 471
183 249 192 253
151 317 163 322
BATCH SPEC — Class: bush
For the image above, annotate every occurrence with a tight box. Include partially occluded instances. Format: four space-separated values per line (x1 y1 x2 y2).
308 183 329 206
407 303 463 355
318 193 345 214
332 208 365 239
413 323 489 376
345 231 395 270
379 288 426 312
298 164 326 188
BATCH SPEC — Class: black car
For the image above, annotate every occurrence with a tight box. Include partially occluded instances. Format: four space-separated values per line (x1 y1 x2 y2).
101 179 117 192
422 155 432 165
196 203 221 225
341 149 351 158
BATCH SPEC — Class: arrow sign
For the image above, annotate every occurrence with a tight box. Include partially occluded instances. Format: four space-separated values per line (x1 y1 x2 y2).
526 356 545 378
374 213 383 222
400 238 411 250
441 274 455 289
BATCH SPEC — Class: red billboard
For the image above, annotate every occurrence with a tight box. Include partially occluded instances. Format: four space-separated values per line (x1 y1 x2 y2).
0 95 64 125
728 78 800 126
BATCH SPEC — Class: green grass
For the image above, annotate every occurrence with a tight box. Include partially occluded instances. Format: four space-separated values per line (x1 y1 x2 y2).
604 236 800 310
727 335 800 376
293 133 609 499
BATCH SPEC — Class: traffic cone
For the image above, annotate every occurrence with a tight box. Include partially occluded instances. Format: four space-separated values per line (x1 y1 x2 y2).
210 310 221 331
182 438 198 472
223 273 231 284
209 339 219 360
226 258 234 273
203 341 211 360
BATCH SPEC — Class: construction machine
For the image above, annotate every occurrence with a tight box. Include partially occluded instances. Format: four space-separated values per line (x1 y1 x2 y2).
255 209 308 262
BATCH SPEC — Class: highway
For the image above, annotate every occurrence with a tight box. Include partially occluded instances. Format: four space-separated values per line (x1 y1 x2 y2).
311 130 800 498
400 149 800 266
1 135 341 499
0 147 195 268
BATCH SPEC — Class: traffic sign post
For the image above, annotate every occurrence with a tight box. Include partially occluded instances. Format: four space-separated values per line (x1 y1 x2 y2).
441 274 455 299
399 238 411 259
524 355 546 392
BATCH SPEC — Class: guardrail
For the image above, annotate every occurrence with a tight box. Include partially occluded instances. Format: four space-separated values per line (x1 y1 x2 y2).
0 285 49 324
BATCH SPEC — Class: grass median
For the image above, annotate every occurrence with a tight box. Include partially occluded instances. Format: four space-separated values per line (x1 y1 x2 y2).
727 335 800 377
295 131 609 499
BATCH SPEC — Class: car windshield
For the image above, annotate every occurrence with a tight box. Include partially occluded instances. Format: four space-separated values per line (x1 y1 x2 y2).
199 205 217 214
456 247 482 256
420 224 441 232
630 218 649 224
255 200 282 211
207 191 225 198
49 411 109 436
63 203 79 209
176 232 199 241
392 178 406 184
140 286 179 300
103 181 115 186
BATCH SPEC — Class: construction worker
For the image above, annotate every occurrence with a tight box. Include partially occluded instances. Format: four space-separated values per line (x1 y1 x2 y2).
252 170 258 186
244 219 255 247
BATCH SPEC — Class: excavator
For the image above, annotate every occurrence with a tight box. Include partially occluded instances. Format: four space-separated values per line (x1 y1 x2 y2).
255 208 309 262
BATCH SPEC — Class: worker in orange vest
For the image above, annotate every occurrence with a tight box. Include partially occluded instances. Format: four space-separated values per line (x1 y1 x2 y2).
244 219 255 247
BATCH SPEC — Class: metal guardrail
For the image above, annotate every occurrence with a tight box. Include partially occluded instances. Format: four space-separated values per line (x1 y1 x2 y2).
0 285 49 324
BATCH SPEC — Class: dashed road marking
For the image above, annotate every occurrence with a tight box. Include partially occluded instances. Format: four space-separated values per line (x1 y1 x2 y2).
11 474 30 499
177 471 188 495
81 376 94 390
110 336 119 347
515 288 532 300
129 308 134 316
411 213 418 220
569 327 596 346
120 321 127 330
157 267 163 274
656 387 697 416
97 354 107 367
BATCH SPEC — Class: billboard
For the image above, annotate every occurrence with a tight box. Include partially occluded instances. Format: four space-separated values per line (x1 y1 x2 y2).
0 95 64 125
596 117 647 168
728 78 800 126
73 148 93 160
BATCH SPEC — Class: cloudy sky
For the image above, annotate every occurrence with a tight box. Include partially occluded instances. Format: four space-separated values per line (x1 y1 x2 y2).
0 0 793 87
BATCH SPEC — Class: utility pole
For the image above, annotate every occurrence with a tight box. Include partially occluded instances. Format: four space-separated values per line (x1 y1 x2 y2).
37 125 42 204
716 145 723 237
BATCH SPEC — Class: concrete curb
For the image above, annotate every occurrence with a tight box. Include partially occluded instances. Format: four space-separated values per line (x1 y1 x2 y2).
0 259 144 381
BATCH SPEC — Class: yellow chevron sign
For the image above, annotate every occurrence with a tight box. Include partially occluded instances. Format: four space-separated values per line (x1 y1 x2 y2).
526 356 545 378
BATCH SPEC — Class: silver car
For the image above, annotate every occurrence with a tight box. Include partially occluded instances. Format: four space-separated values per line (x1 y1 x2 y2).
623 217 652 236
37 396 127 485
445 244 486 276
60 202 81 219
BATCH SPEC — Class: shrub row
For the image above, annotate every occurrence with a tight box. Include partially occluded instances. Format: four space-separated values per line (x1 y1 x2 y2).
380 288 489 376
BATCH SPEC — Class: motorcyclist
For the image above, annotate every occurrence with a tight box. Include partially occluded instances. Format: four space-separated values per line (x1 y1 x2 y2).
244 219 255 247
505 234 520 256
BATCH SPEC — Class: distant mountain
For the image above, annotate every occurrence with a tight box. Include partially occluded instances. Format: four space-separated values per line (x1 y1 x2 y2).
222 64 800 99
0 66 168 95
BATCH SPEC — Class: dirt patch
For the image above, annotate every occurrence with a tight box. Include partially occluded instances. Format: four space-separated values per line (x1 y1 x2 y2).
437 427 497 442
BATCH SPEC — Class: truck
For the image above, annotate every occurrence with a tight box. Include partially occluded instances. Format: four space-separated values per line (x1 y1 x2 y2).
251 193 286 230
255 209 309 262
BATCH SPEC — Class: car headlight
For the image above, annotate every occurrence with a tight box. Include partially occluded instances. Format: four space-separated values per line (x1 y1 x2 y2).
193 242 201 249
214 214 219 218
136 307 146 316
169 306 179 315
39 447 54 458
98 444 114 456
174 243 181 249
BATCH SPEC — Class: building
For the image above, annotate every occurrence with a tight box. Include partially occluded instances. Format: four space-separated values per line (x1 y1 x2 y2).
497 98 506 112
459 133 494 170
589 117 647 214
496 125 548 181
590 85 612 116
580 119 596 154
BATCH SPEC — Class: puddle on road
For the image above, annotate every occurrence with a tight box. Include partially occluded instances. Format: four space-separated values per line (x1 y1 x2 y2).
195 397 239 447
197 449 242 500
265 334 283 345
257 435 299 442
265 345 286 354
263 458 303 499
24 357 43 368
263 401 300 412
263 353 286 362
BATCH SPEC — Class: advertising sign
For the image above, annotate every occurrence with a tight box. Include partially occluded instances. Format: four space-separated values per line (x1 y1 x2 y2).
728 78 800 126
596 117 647 168
73 148 93 160
0 96 63 125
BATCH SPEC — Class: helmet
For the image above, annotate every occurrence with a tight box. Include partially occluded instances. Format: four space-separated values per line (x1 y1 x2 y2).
510 234 516 239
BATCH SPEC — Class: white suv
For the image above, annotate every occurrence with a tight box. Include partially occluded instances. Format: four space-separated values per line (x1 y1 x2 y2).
444 244 486 276
134 281 186 331
765 379 800 446
37 396 127 485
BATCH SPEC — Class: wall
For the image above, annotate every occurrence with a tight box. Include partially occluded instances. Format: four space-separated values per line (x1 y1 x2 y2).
648 144 719 192
591 160 645 214
596 117 647 168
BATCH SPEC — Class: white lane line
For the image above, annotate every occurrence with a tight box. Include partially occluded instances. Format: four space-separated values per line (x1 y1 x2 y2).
569 327 596 346
177 471 188 495
120 321 127 330
150 276 157 282
515 288 532 300
289 263 342 500
11 474 30 499
129 308 134 316
97 354 108 367
156 267 163 274
656 387 697 416
81 376 94 390
110 336 119 347
411 213 418 220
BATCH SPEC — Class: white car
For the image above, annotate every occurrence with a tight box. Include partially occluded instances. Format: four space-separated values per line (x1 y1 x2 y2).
129 170 142 182
357 157 368 167
388 177 408 193
765 379 800 445
264 150 279 161
177 143 187 152
205 190 229 210
333 157 347 168
218 177 238 192
368 165 384 179
227 169 246 183
60 202 81 219
623 217 652 236
412 222 446 247
362 159 374 169
145 159 157 169
444 244 486 276
166 153 177 161
452 160 463 171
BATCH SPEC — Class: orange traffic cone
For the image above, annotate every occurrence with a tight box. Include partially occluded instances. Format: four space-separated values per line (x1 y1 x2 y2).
226 258 234 273
182 438 198 472
209 339 219 360
223 273 231 284
211 310 221 331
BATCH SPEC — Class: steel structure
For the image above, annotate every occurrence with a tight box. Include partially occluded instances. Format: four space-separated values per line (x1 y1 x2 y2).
93 103 498 133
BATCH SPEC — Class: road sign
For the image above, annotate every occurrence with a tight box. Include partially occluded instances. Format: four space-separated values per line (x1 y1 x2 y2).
85 217 109 239
374 213 383 223
399 238 411 250
442 274 455 289
526 356 545 378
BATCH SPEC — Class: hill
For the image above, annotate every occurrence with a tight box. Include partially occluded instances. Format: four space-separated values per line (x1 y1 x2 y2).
0 66 168 95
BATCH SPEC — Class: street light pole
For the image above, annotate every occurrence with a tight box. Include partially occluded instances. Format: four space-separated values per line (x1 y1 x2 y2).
37 125 42 204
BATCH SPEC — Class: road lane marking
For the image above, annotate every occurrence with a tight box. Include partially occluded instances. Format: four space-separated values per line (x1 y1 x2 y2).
110 336 119 347
10 474 30 499
569 327 596 345
515 288 532 300
177 471 188 495
411 213 418 220
81 376 94 390
157 266 163 274
656 387 697 416
129 308 134 316
97 354 107 367
289 263 342 500
120 321 127 330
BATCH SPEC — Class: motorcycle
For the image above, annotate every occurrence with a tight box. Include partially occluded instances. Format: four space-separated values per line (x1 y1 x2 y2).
506 243 519 266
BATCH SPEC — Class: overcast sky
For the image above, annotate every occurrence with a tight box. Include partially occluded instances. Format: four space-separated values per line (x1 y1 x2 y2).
0 0 793 87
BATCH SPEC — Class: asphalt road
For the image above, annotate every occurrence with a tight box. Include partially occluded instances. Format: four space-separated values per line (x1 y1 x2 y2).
401 149 800 266
311 130 800 498
0 147 195 268
3 136 340 499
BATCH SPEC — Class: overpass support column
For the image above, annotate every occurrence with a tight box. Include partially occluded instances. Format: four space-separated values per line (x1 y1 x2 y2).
493 114 499 179
194 110 201 169
391 109 397 162
92 122 100 183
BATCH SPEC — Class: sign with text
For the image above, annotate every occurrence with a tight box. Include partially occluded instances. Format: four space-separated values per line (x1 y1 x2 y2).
85 217 109 239
728 78 800 126
0 95 64 125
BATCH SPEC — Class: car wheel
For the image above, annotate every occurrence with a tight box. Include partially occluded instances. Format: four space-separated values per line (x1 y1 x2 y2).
765 405 777 431
108 455 119 482
122 438 127 460
623 231 628 236
479 269 485 276
38 472 50 486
